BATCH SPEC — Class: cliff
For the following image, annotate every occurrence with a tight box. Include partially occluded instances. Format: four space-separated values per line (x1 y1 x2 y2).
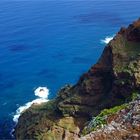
15 19 140 140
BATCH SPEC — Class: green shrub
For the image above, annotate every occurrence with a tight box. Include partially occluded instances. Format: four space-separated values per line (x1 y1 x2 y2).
82 103 128 135
131 91 140 101
98 104 128 117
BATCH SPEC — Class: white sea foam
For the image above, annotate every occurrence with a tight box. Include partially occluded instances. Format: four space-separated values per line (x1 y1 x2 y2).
13 87 49 123
101 36 114 44
34 87 49 98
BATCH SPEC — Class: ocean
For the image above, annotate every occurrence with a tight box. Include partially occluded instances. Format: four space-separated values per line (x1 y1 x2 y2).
0 0 140 139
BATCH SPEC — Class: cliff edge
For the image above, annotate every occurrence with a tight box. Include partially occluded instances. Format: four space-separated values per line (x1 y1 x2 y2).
15 19 140 140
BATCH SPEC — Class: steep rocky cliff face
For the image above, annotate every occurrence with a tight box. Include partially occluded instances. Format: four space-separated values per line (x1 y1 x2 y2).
15 19 140 140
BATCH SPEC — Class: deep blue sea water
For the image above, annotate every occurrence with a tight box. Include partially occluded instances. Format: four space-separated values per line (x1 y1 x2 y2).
0 1 140 139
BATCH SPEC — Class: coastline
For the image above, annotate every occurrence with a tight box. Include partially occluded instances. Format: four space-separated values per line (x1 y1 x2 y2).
15 19 140 140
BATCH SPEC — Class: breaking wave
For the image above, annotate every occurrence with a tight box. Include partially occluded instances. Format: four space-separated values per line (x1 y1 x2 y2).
101 36 114 44
13 87 49 123
34 87 49 98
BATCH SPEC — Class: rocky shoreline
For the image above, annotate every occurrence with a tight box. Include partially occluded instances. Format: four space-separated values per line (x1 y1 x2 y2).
15 19 140 140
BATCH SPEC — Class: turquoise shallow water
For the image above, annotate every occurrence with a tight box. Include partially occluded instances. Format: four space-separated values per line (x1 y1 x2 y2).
0 1 140 139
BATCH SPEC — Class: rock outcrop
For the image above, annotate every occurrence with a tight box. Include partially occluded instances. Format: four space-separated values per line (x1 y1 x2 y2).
15 18 140 140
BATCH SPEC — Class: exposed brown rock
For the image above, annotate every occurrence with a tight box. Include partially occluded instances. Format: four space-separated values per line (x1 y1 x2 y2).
126 18 140 42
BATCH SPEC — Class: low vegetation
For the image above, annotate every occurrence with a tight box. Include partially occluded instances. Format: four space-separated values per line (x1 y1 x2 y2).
82 103 128 135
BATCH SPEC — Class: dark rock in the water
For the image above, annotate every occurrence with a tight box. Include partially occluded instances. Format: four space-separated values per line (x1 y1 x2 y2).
7 44 39 52
15 18 140 140
8 45 29 52
74 11 126 26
